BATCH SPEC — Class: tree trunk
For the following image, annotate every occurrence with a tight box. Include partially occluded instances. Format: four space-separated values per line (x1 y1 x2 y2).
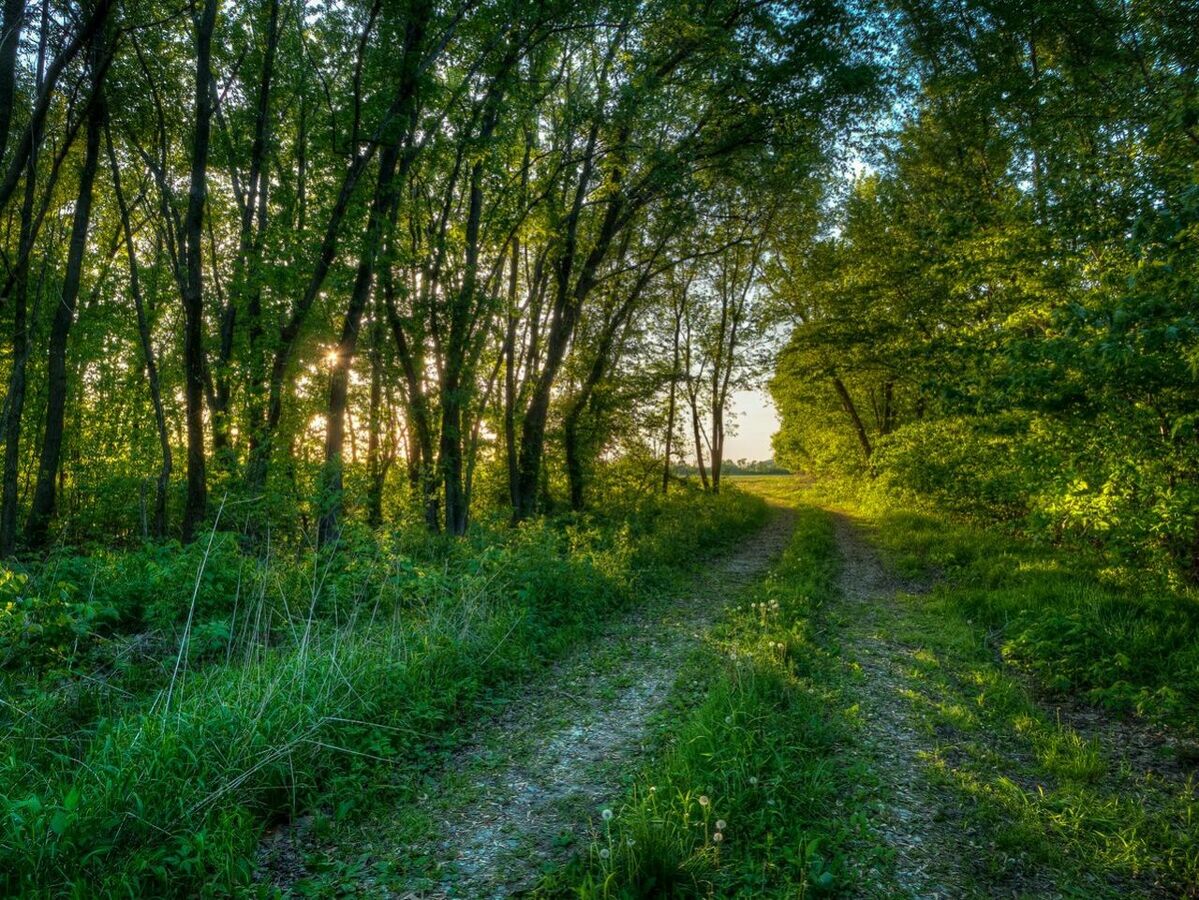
504 237 520 510
26 33 106 546
365 310 385 528
662 304 682 494
317 144 399 546
0 0 24 163
0 6 47 556
832 375 873 460
689 390 709 491
0 140 36 555
710 401 724 494
106 124 171 538
180 0 217 544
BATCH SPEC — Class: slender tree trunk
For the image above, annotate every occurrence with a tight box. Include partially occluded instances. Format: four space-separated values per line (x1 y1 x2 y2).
222 0 279 484
26 34 106 546
318 145 399 546
564 401 585 512
662 303 682 494
179 0 217 543
832 375 873 460
365 310 385 528
0 144 36 555
0 6 47 556
881 380 895 436
0 0 24 163
689 389 709 491
106 124 171 538
710 402 724 494
504 238 520 509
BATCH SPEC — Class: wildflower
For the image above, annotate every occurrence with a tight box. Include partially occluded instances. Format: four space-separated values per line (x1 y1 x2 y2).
713 832 724 843
599 848 610 859
602 809 613 821
724 715 732 724
649 786 656 793
749 776 758 786
716 820 726 831
698 795 710 807
627 837 636 847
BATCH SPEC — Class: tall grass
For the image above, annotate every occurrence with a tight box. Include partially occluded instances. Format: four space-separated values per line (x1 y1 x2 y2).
0 485 766 895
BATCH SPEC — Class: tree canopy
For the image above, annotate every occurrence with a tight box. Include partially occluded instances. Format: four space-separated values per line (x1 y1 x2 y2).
0 0 871 549
769 0 1199 582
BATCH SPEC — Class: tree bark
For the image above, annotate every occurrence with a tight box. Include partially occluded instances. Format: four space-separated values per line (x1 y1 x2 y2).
0 1 47 556
690 389 710 491
364 309 385 528
832 375 873 460
662 300 682 494
26 29 106 546
179 0 217 544
106 123 171 538
0 0 24 163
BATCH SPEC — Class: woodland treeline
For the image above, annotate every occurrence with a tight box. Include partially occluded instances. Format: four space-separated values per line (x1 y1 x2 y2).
0 0 867 550
769 1 1199 581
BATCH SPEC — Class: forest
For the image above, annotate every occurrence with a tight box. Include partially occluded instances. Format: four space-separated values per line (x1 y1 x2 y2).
1 0 1197 896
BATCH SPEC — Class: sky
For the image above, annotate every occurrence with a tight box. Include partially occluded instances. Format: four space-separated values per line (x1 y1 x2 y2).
720 388 779 462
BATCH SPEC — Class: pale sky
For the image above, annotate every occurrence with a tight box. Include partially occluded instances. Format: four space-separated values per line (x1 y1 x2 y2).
721 388 779 462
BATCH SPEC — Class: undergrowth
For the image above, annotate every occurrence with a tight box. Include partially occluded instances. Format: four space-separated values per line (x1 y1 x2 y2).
744 476 1199 730
0 484 765 895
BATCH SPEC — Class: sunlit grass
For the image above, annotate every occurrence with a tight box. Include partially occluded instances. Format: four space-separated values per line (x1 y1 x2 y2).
540 505 882 897
0 485 767 894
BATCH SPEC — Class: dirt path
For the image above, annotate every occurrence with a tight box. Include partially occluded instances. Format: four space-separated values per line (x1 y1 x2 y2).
830 512 1197 899
262 505 795 898
830 513 974 898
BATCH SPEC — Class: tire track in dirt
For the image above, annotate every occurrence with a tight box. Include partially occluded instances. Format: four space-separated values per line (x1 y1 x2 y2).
260 504 795 898
830 513 974 899
418 505 794 898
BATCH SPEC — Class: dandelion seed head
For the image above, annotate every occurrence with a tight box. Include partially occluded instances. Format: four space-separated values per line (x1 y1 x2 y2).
627 837 635 847
749 776 758 785
713 832 724 843
599 848 610 859
602 809 613 821
716 820 726 830
698 795 710 807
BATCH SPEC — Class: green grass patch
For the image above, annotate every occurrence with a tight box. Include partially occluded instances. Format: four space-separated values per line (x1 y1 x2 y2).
537 506 874 898
863 506 1199 727
0 485 766 895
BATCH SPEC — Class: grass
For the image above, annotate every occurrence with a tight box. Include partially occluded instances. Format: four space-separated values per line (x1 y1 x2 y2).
538 503 879 897
761 476 1199 895
547 476 1199 896
0 484 767 895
